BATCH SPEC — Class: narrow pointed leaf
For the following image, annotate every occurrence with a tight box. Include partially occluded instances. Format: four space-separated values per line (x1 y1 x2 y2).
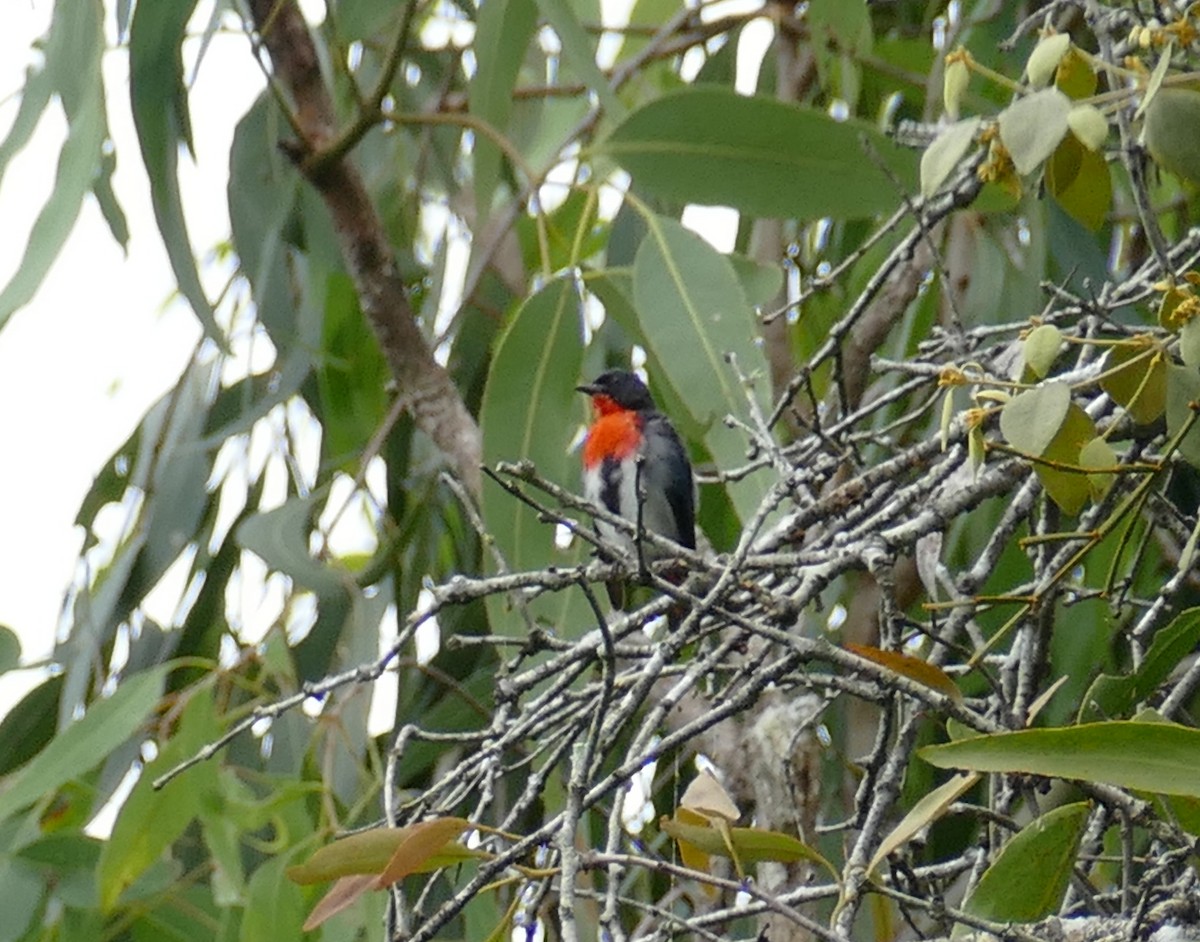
129 0 226 349
920 721 1200 797
869 773 978 876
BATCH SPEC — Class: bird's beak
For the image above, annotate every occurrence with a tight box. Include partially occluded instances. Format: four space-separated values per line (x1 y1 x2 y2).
575 383 600 396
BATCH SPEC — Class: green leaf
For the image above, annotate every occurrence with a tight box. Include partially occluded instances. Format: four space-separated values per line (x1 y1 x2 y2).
1101 341 1166 425
0 857 43 941
1021 324 1063 379
960 802 1088 929
0 676 62 777
1166 364 1200 470
997 88 1071 175
1080 607 1200 722
659 816 836 877
728 254 785 308
93 147 131 249
227 94 304 341
480 277 586 634
1036 402 1095 515
242 852 306 942
869 773 978 876
601 88 919 219
1055 46 1096 100
317 273 389 470
97 687 220 910
0 665 170 825
129 0 227 349
1181 318 1200 369
613 0 682 64
633 215 769 523
1079 436 1116 502
1045 132 1112 232
471 0 537 224
920 117 981 198
0 626 19 675
1144 87 1200 185
999 382 1070 457
919 721 1200 797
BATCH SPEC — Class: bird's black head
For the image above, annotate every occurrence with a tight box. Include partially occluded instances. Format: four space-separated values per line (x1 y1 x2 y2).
576 369 656 412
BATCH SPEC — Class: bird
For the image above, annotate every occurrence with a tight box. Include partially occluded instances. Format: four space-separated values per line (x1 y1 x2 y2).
576 370 695 605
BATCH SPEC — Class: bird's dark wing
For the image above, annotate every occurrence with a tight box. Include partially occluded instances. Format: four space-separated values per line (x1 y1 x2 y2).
641 413 696 549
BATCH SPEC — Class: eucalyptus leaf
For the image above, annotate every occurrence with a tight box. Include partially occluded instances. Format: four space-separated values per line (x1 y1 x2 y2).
921 721 1200 797
602 88 919 219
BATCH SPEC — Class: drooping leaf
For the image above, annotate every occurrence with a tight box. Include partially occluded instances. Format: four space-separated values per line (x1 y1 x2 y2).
1055 45 1097 99
237 497 350 600
680 770 740 822
0 626 19 675
532 0 623 119
920 721 1200 797
1046 133 1112 232
375 817 476 886
1067 105 1108 151
303 875 377 932
1078 436 1117 502
1036 401 1096 515
129 0 226 348
0 675 63 778
1181 318 1200 370
602 87 919 219
1021 325 1063 379
1025 34 1070 89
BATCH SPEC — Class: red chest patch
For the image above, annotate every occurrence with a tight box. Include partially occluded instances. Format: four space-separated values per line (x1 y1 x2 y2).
583 410 642 468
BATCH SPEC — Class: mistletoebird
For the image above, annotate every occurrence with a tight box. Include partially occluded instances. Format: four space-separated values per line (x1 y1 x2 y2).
576 370 696 590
